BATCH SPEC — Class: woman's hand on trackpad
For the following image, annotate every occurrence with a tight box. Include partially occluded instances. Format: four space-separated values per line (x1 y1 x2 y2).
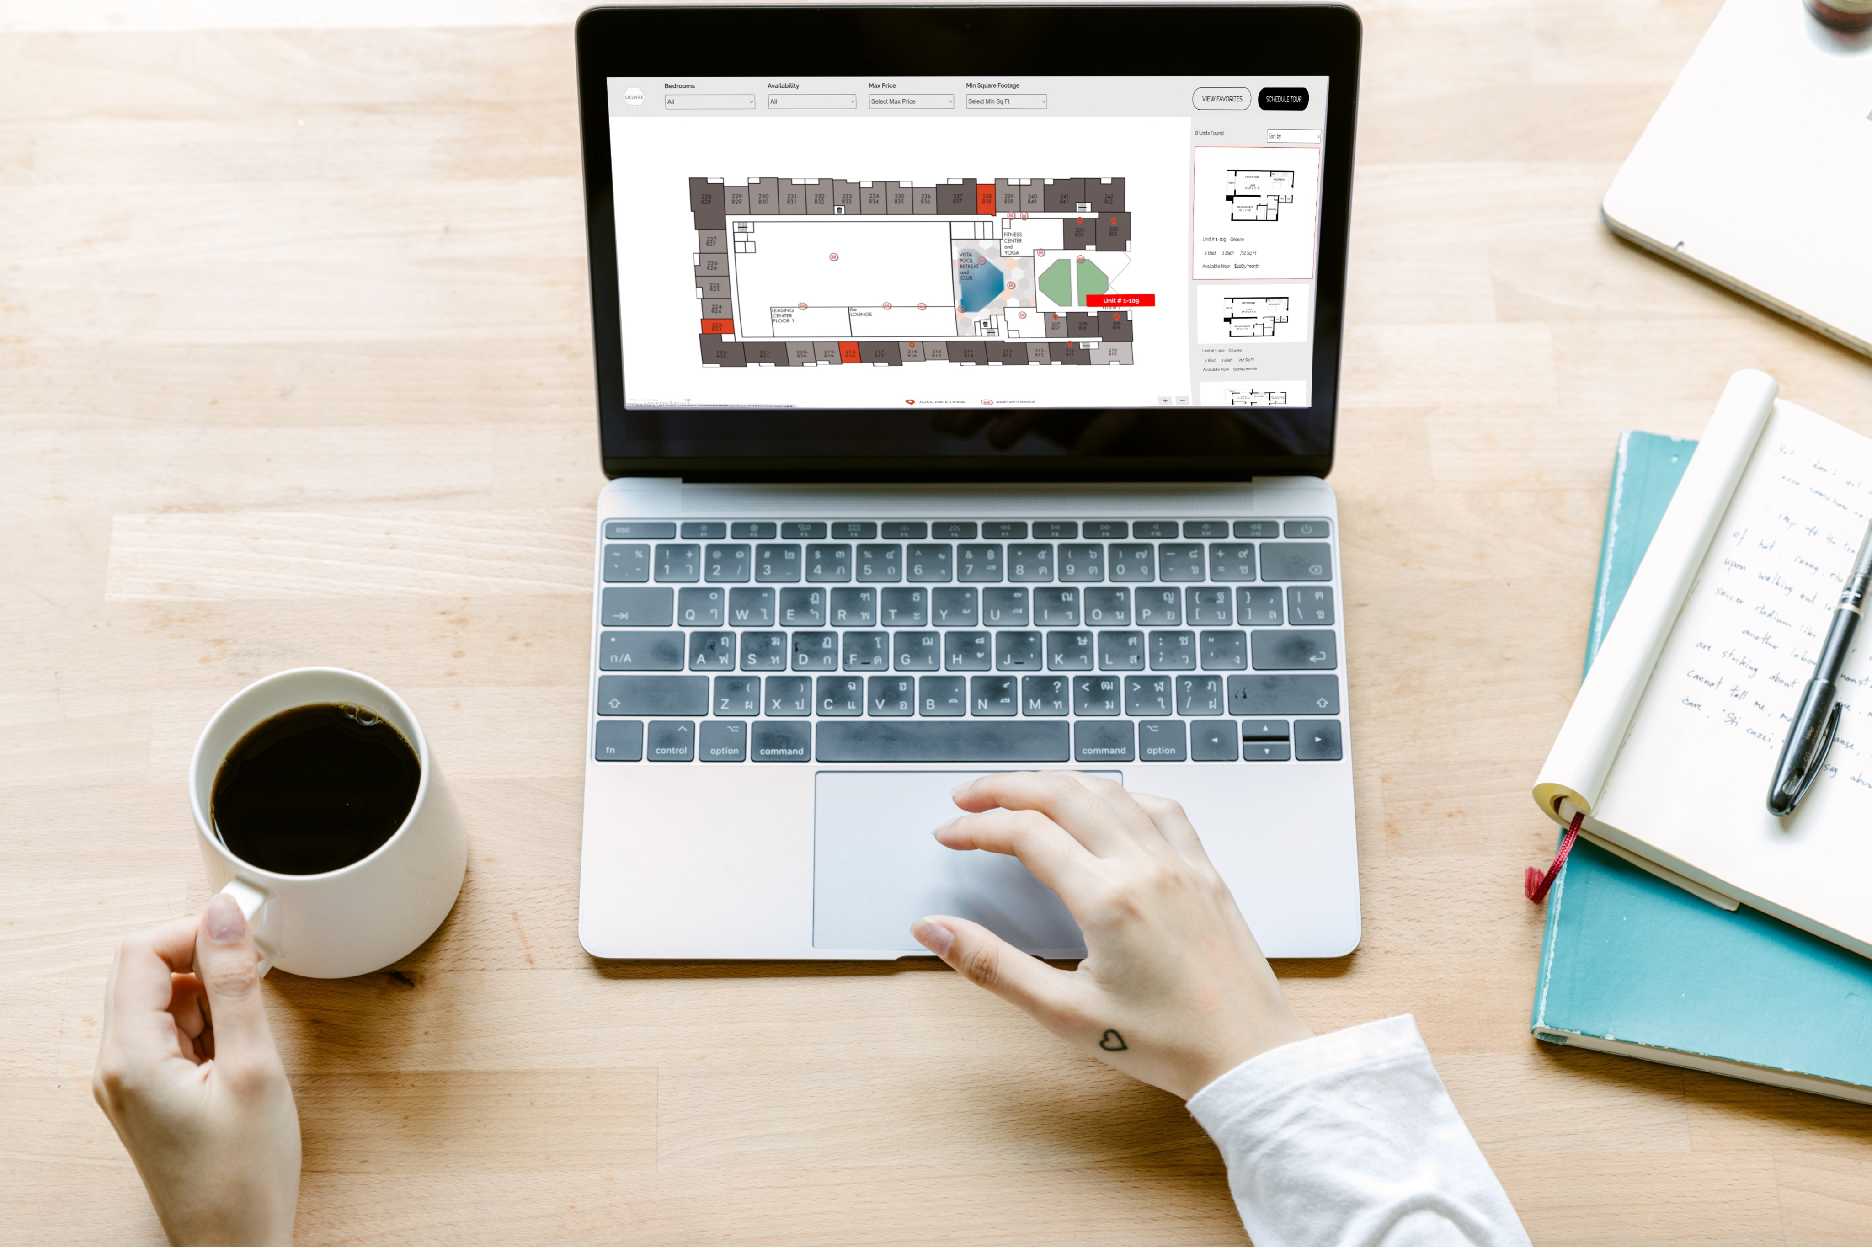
912 772 1311 1100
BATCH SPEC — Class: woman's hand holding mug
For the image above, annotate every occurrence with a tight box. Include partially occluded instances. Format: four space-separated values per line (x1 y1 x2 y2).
94 896 301 1246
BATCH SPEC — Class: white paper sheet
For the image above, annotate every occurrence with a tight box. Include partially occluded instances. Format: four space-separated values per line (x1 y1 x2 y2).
1533 369 1778 818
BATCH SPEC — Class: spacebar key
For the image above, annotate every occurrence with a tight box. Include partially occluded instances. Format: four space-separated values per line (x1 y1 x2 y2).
816 721 1070 763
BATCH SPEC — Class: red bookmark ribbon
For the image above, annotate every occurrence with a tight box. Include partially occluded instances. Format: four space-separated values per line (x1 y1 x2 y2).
1524 810 1585 903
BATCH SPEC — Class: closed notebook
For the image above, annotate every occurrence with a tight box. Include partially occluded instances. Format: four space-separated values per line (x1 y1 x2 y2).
1535 369 1872 958
1531 428 1872 1104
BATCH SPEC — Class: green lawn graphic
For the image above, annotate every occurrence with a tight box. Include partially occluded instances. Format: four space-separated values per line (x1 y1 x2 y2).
1038 258 1073 308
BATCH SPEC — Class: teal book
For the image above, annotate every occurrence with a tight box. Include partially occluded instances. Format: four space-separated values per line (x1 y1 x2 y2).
1529 431 1872 1102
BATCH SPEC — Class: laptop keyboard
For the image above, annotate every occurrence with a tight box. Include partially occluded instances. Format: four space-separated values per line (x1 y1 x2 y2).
590 518 1343 765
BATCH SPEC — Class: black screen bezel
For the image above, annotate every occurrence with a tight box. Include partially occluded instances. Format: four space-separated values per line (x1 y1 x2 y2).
576 4 1361 482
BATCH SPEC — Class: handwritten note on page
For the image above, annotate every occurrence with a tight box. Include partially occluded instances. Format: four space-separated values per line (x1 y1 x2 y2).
1596 402 1872 956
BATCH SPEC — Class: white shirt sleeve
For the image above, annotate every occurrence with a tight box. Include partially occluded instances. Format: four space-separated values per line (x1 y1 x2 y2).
1184 1014 1529 1247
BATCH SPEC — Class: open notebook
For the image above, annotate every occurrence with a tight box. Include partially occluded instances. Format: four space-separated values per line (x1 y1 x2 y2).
1536 369 1872 958
1530 427 1872 1106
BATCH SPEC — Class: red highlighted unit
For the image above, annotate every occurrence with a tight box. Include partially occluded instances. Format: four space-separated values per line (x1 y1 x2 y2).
700 317 735 335
1086 293 1156 308
838 340 863 364
975 183 997 215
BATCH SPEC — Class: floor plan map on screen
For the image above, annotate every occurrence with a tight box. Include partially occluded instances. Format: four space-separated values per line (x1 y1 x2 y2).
689 176 1144 369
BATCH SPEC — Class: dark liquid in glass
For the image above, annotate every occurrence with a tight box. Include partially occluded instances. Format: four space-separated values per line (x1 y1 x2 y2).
211 703 420 875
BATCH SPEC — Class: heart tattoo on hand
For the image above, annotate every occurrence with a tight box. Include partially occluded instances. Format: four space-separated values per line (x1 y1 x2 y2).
1098 1028 1128 1052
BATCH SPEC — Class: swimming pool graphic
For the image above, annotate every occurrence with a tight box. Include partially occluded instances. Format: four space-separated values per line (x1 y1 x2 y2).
955 246 1006 314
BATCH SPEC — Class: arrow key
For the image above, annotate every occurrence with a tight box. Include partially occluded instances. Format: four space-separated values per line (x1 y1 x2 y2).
1294 719 1343 761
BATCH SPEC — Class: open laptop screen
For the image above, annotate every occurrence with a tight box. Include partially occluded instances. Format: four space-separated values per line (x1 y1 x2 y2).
577 6 1359 478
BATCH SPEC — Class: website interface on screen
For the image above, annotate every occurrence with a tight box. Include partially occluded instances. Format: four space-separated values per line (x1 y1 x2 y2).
607 76 1329 411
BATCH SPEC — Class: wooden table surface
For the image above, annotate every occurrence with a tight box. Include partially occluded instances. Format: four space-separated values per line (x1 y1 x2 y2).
5 1 1871 1243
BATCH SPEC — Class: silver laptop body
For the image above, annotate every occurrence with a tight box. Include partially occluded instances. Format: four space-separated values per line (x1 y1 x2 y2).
572 3 1364 959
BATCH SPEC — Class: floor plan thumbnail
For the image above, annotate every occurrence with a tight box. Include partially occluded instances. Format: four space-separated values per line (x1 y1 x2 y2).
1191 147 1323 280
1199 379 1312 408
1194 283 1311 348
689 176 1144 368
1225 169 1297 222
1229 386 1290 405
1220 295 1292 338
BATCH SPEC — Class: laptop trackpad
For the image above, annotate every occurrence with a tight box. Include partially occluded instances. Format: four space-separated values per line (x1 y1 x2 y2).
813 770 1116 957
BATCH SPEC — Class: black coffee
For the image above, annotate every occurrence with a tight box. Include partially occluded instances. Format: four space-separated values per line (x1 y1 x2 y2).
212 703 421 875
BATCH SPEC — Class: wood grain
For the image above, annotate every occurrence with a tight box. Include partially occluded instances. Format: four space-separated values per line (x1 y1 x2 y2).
4 2 1870 1242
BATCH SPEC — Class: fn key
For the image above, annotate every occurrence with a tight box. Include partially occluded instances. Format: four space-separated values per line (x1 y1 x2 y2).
593 720 644 762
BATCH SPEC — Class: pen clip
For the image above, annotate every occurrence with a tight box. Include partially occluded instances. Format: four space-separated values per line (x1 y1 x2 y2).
1785 701 1844 813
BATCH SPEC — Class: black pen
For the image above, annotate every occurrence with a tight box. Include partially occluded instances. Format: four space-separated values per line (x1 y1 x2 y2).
1767 517 1872 815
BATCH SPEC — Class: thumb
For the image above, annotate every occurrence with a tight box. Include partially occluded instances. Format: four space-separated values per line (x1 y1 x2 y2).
195 893 275 1066
913 915 1075 1022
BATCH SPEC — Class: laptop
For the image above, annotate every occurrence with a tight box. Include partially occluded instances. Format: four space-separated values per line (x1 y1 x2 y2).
1602 0 1872 357
572 3 1363 959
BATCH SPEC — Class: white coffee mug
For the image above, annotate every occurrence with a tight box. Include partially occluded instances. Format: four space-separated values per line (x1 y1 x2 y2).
189 668 468 978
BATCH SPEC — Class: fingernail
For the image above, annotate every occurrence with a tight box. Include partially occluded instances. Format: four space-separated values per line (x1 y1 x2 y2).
912 917 955 957
932 816 957 838
950 778 974 799
204 893 246 945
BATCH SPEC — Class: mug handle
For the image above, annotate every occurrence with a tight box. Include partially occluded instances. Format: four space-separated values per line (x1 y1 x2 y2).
216 878 279 977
